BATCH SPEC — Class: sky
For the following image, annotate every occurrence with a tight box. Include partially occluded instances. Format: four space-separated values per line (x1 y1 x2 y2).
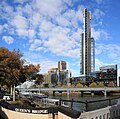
0 0 120 76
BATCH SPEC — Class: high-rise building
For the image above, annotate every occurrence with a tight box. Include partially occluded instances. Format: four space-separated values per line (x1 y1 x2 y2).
43 61 71 87
80 8 95 80
58 60 66 71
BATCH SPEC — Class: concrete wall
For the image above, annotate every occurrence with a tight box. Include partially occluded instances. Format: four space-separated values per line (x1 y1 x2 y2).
79 106 111 119
0 106 75 119
0 106 48 119
110 104 120 119
58 112 72 119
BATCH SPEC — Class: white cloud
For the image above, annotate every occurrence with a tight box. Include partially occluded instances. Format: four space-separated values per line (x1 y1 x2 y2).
28 29 36 39
95 58 105 70
95 0 103 4
32 0 67 18
0 0 84 58
32 13 43 28
93 9 105 19
14 0 28 4
92 28 109 40
0 0 114 66
12 15 28 29
44 26 80 57
66 49 80 58
10 15 29 37
63 6 84 28
2 36 14 44
40 20 55 32
91 28 101 40
96 44 120 61
40 60 58 74
71 28 83 42
0 25 3 33
56 15 70 27
30 39 43 51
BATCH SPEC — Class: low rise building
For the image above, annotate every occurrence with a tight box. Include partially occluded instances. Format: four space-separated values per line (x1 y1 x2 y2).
95 64 117 86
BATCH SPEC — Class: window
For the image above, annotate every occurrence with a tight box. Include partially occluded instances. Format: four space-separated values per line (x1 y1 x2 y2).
107 113 110 119
113 111 115 117
116 110 118 117
99 115 102 119
103 114 105 119
95 117 98 119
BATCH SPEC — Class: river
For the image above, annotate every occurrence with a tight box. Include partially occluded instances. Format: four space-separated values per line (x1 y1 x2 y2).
50 94 120 112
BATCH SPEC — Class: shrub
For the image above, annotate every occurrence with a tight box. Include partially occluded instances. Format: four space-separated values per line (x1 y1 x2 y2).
76 83 83 88
98 82 104 87
89 82 97 87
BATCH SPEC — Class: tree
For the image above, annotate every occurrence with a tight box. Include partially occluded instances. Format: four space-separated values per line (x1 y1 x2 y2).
0 47 24 101
89 82 97 88
84 85 88 88
69 84 75 88
35 74 44 85
98 82 104 87
0 47 10 86
76 83 83 88
107 81 115 87
0 47 41 101
62 85 68 88
19 64 40 83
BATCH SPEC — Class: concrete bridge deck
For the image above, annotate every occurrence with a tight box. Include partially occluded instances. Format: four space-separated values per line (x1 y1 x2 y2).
17 87 120 92
17 87 120 96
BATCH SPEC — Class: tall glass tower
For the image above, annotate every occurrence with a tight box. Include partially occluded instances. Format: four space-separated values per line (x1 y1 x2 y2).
80 8 95 80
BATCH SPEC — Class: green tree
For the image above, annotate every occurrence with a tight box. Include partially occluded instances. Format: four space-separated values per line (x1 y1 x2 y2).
62 85 68 88
69 84 75 88
84 85 88 88
89 82 97 88
76 83 83 88
107 81 115 87
98 82 104 87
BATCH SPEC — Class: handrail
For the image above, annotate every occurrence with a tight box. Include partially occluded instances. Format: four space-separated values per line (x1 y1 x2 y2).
59 96 120 111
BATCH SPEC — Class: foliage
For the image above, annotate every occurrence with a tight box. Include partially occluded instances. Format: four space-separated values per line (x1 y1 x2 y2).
0 47 40 87
89 82 97 87
35 74 44 85
83 85 88 88
0 47 41 101
98 82 104 87
19 64 40 83
69 84 75 88
0 47 24 87
107 81 115 87
76 83 83 88
62 85 68 88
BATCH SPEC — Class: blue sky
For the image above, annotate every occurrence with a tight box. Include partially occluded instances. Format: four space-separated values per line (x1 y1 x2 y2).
0 0 120 76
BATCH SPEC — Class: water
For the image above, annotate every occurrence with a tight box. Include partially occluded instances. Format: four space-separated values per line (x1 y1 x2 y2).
49 94 120 112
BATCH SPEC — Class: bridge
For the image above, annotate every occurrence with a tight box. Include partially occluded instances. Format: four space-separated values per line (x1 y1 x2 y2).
17 87 120 96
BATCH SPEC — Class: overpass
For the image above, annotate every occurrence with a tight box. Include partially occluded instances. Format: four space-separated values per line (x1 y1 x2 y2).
17 87 120 96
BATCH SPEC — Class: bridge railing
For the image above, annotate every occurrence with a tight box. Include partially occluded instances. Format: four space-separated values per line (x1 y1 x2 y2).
59 96 120 112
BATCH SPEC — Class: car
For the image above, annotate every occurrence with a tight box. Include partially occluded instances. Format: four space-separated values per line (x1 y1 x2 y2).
3 94 12 101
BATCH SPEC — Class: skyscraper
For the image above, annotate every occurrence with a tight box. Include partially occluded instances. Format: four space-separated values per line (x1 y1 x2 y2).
80 8 95 80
